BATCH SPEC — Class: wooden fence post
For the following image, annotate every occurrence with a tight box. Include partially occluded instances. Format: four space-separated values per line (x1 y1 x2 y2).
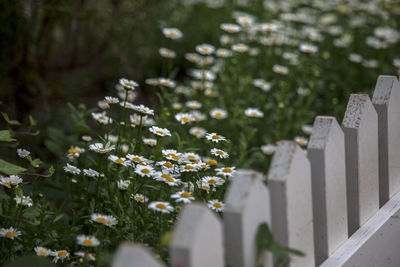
372 76 400 206
267 141 315 267
342 94 379 235
224 170 271 267
307 116 348 265
170 203 224 267
112 243 166 267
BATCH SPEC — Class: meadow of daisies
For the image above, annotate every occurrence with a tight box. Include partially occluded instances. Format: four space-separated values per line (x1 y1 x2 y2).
1 0 400 266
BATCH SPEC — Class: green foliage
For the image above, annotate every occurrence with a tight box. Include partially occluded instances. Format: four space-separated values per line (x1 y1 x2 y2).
0 130 16 142
1 112 21 125
0 159 27 175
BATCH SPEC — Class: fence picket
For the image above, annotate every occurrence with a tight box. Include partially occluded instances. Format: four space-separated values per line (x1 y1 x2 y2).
224 170 272 267
372 76 400 206
170 203 224 267
307 116 348 265
112 243 166 267
267 141 315 267
342 94 379 235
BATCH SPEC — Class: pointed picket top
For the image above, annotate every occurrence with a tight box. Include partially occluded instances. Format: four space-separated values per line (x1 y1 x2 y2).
372 76 400 206
308 116 348 265
112 243 166 267
342 94 379 235
267 141 315 267
170 203 224 267
224 169 272 267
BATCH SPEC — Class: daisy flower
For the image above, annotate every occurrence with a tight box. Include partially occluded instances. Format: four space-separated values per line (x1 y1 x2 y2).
171 191 195 203
220 23 241 33
156 161 175 171
196 180 212 192
67 146 85 157
205 132 227 143
108 155 130 166
206 159 218 166
143 138 157 147
51 250 69 263
117 180 131 190
91 214 118 227
208 200 224 212
135 165 155 177
232 43 249 53
82 136 92 142
89 143 115 153
14 195 33 207
126 154 145 164
17 148 30 158
185 100 202 109
202 176 224 186
196 44 215 55
0 227 21 239
119 78 138 90
131 193 148 203
1 175 23 188
91 112 112 124
190 69 216 81
183 152 201 161
159 48 176 58
75 252 96 261
159 78 176 88
190 111 207 121
104 96 119 104
216 166 236 177
83 168 99 178
189 127 207 138
272 65 289 75
130 114 155 126
211 148 229 159
98 101 109 109
154 172 181 186
197 161 211 170
34 246 51 257
297 87 310 96
132 104 155 116
162 28 183 40
294 136 308 146
175 113 194 125
120 101 135 109
145 78 159 86
210 108 227 119
185 53 201 64
162 149 182 162
299 43 318 54
253 79 271 92
236 15 254 27
216 48 233 58
261 144 276 155
245 108 264 118
301 124 313 135
77 235 100 247
149 126 171 137
149 201 174 213
64 163 81 175
173 103 182 110
180 163 199 172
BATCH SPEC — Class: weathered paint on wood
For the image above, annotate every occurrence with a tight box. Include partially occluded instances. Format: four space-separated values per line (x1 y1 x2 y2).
307 116 348 265
372 75 400 206
170 203 224 267
112 243 166 267
268 141 315 267
224 170 271 267
342 94 379 235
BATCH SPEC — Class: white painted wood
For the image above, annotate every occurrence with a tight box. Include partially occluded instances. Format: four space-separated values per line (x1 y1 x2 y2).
112 243 165 267
342 94 379 235
372 76 400 206
224 170 272 267
267 141 315 267
320 188 400 267
307 116 348 265
170 203 224 267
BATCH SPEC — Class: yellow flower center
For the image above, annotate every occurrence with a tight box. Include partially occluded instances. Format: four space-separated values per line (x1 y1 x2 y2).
58 251 67 257
184 165 194 170
181 192 191 198
168 153 180 160
215 112 223 118
223 168 232 173
187 155 195 160
131 157 141 162
181 117 190 122
3 182 11 187
125 82 133 87
156 203 166 210
212 135 220 139
141 169 150 174
99 147 105 151
169 31 177 37
99 116 106 120
156 130 164 135
136 197 143 201
207 159 218 165
162 174 175 182
213 202 222 208
115 158 125 164
163 162 173 168
5 232 15 238
194 130 201 135
38 250 47 255
208 179 217 184
202 185 210 190
95 217 107 223
83 239 93 246
68 148 79 154
216 150 224 155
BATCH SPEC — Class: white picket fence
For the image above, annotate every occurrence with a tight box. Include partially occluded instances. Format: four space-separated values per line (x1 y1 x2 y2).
111 75 400 267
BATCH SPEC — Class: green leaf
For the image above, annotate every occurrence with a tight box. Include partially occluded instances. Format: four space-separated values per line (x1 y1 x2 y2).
1 112 21 125
42 165 55 178
29 115 37 126
14 187 23 198
0 189 10 200
23 205 41 220
26 156 43 168
0 159 27 175
0 130 16 142
282 247 305 257
256 222 275 251
4 254 56 267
